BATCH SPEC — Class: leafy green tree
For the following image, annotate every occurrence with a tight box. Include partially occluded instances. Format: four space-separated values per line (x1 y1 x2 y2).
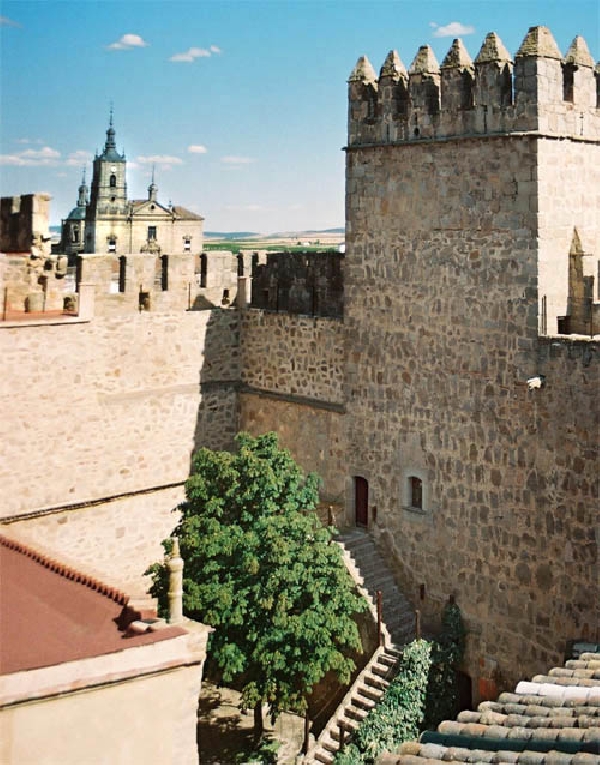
147 432 367 743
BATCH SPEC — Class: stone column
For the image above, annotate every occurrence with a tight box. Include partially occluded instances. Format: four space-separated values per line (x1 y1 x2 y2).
168 538 184 625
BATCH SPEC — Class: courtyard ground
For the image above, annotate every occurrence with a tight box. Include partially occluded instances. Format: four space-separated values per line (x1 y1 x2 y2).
197 682 306 764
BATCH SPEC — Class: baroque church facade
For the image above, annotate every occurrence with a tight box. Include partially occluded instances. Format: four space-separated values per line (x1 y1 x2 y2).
61 116 203 266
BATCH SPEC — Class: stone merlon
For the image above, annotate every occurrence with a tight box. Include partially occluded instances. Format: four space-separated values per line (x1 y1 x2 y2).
474 32 512 64
564 35 595 68
516 25 562 59
380 50 407 80
349 55 377 84
441 38 474 70
409 45 440 75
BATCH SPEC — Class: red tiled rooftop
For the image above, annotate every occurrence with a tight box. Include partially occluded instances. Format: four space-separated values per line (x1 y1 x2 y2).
0 535 186 675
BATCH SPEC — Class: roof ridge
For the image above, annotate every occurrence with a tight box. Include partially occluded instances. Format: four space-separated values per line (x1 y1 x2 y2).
0 534 129 606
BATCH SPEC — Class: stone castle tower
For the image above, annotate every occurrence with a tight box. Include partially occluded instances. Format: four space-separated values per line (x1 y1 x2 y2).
344 26 598 690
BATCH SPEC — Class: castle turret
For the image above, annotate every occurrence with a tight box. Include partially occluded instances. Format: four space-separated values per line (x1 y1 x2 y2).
378 50 408 142
440 39 474 135
408 45 440 138
348 55 378 145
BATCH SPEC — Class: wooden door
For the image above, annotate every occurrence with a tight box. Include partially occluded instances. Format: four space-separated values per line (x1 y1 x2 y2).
355 477 368 527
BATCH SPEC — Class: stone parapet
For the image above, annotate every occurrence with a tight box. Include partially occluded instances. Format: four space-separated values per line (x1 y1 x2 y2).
348 27 599 145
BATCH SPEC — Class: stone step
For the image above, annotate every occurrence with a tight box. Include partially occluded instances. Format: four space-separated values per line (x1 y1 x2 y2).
314 751 334 765
352 692 377 711
321 735 338 754
331 718 360 738
345 705 369 722
363 672 390 691
356 683 385 702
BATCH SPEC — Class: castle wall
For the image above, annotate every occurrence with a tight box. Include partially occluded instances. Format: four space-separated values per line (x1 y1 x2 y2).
80 252 200 315
251 251 344 317
0 194 51 256
0 309 239 585
239 310 346 501
344 135 598 690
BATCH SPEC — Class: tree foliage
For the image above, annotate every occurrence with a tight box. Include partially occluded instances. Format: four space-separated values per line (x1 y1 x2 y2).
147 432 366 736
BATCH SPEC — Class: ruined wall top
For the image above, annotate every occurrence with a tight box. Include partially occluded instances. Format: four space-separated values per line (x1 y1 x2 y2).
348 26 599 145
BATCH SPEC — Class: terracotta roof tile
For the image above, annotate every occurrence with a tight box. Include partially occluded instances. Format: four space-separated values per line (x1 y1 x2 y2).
0 534 186 675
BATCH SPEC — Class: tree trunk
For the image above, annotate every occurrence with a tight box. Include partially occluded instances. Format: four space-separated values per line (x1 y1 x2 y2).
253 701 263 745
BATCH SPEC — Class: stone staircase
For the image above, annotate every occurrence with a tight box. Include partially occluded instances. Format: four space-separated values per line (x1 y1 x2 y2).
307 528 416 764
337 528 416 646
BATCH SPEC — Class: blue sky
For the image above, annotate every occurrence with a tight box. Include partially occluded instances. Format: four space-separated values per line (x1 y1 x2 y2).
1 0 598 232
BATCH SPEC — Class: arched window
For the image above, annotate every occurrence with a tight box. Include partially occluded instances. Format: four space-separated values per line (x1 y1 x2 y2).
109 174 117 188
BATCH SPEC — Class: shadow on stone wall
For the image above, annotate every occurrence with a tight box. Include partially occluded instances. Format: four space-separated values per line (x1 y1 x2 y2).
190 307 240 471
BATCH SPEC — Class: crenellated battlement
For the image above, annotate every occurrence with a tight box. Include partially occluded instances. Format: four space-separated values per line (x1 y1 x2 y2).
348 26 599 145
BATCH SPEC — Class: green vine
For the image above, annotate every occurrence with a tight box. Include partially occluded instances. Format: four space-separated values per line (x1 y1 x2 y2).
333 640 432 764
423 601 466 729
333 602 466 764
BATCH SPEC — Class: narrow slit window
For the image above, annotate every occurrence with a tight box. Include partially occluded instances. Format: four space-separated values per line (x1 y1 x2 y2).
410 476 423 509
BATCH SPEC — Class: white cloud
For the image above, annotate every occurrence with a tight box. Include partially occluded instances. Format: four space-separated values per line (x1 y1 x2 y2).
0 146 61 166
188 145 208 154
210 45 221 54
107 33 148 50
137 154 184 170
169 46 212 63
430 21 475 38
66 150 93 166
221 156 255 166
0 15 21 27
15 138 44 145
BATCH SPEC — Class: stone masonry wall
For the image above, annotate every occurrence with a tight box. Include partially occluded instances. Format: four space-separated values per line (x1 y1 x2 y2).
239 393 346 504
345 135 598 692
241 310 344 403
5 487 185 594
239 309 346 501
0 309 240 584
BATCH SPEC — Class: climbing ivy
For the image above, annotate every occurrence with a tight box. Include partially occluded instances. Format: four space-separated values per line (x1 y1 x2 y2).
333 602 466 764
333 640 432 764
423 601 466 729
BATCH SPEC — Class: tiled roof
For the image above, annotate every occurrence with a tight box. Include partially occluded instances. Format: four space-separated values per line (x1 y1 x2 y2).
171 205 203 220
0 534 186 675
379 648 600 764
